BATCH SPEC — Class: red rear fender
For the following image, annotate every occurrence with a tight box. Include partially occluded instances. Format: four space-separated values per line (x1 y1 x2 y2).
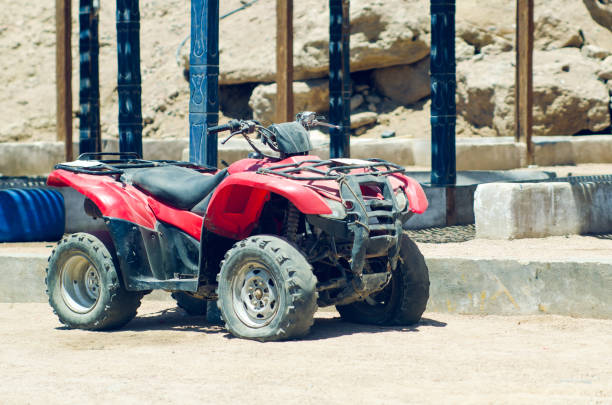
47 169 157 229
204 172 332 240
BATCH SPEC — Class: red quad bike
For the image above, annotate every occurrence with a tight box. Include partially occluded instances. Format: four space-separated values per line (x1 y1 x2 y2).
46 112 430 341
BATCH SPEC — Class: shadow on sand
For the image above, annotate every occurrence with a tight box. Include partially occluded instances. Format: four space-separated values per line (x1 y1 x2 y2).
304 316 447 341
55 307 223 335
56 307 447 341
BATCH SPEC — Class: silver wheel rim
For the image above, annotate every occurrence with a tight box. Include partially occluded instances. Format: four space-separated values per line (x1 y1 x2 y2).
231 261 280 328
60 254 101 314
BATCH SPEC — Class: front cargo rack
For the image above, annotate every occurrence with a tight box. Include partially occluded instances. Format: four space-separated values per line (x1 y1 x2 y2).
54 153 216 176
256 158 406 181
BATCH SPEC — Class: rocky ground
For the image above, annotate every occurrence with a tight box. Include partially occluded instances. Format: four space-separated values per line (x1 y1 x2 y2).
0 0 611 144
0 301 610 404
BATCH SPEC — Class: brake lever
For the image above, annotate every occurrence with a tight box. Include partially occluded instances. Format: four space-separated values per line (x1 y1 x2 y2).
313 120 341 130
221 121 257 145
221 130 242 145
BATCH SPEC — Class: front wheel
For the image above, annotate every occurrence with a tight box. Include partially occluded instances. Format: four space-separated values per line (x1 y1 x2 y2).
216 235 317 341
46 233 143 330
336 234 430 325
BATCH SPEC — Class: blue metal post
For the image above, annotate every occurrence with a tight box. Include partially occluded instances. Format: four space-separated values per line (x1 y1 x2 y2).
430 0 456 186
79 0 101 154
189 0 219 167
116 0 143 158
329 0 350 158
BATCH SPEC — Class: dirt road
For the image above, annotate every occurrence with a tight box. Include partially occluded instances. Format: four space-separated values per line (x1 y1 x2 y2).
0 301 610 404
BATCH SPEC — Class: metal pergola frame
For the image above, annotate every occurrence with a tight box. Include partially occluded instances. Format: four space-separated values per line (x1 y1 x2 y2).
54 0 534 184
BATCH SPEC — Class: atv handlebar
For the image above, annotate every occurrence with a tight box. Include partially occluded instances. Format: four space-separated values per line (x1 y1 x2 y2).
207 120 242 135
206 113 341 151
207 113 339 137
296 111 340 130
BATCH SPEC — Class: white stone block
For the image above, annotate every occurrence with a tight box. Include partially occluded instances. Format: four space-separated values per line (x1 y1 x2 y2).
411 139 431 167
456 138 522 170
143 139 189 161
533 137 574 166
0 142 64 176
571 135 612 164
351 138 415 166
475 182 612 239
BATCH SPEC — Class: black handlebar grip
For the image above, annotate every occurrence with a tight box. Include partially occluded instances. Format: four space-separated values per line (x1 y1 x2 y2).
207 120 242 135
207 123 231 135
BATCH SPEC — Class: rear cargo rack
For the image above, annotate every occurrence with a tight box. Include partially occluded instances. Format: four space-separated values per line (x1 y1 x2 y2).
55 157 216 176
256 158 406 181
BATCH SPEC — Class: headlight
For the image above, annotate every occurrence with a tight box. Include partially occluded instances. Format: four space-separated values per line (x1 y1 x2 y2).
395 188 407 211
320 198 347 219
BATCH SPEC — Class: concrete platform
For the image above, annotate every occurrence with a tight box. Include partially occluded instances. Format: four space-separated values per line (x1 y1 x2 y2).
2 235 610 319
2 134 612 176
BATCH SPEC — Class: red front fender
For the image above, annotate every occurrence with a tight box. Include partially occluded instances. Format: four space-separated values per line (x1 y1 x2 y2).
394 174 428 214
204 172 332 240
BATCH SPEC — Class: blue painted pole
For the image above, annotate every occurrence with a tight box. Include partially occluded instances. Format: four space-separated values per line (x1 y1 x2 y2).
430 0 456 186
189 0 219 167
79 0 101 154
329 0 350 158
116 0 143 158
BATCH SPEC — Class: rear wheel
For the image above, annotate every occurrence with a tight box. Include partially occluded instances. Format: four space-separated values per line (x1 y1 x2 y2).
171 292 206 316
171 292 222 324
46 233 143 330
336 234 429 325
217 235 317 341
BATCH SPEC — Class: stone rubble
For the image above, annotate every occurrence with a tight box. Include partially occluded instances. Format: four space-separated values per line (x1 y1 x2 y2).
0 0 611 144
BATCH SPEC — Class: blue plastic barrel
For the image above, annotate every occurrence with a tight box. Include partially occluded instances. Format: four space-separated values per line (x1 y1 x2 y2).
0 189 65 242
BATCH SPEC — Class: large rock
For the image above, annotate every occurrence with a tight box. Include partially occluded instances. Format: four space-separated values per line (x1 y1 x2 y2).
248 80 329 126
372 57 430 105
582 0 612 32
599 55 612 80
456 21 513 53
457 48 611 136
217 0 430 85
534 13 584 50
456 38 476 61
582 44 611 60
350 111 377 129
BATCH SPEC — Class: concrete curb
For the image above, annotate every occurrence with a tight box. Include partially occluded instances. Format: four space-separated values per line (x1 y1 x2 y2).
0 254 49 303
3 251 610 319
2 135 612 176
0 252 173 303
426 257 612 319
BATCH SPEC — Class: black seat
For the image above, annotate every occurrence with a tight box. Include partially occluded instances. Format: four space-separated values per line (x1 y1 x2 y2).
131 166 228 210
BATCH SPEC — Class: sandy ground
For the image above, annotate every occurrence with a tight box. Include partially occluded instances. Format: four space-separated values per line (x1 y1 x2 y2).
0 301 610 404
420 235 612 263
